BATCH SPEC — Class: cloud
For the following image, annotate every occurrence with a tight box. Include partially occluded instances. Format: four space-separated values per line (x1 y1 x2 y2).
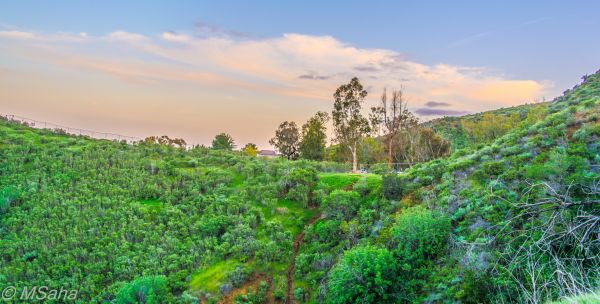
161 31 190 43
106 30 146 43
424 101 451 107
298 72 330 80
354 65 380 72
0 28 552 114
0 30 36 39
194 21 254 39
415 108 470 116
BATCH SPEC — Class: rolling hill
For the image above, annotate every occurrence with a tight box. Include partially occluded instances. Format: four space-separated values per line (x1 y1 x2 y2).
0 70 598 303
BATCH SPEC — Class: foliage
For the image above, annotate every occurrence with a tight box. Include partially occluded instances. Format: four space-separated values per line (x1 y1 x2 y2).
299 111 329 161
321 190 361 221
426 102 549 150
326 245 398 304
1 70 599 303
370 88 418 164
390 206 451 267
212 133 236 150
114 276 173 304
332 77 371 171
143 135 187 148
242 143 258 156
270 121 300 160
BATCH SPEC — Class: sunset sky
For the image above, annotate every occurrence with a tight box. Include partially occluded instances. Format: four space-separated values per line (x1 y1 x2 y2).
1 1 599 148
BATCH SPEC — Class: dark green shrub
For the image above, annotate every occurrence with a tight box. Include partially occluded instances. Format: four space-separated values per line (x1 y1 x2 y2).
382 174 412 200
114 276 173 304
321 190 361 221
326 245 397 304
482 161 504 176
369 163 392 175
456 270 494 304
391 206 451 267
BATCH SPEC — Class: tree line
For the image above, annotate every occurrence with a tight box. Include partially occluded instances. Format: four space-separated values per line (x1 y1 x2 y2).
143 77 450 172
269 77 450 171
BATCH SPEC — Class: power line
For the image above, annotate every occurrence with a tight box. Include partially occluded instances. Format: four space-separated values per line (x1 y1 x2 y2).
1 113 142 143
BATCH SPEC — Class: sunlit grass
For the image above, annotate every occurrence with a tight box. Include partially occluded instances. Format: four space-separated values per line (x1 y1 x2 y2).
190 259 241 293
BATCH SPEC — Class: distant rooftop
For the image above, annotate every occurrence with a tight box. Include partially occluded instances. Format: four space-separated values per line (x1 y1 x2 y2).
258 150 277 156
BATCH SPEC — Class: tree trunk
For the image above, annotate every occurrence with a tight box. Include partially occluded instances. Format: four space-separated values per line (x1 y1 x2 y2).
351 144 358 172
387 135 393 167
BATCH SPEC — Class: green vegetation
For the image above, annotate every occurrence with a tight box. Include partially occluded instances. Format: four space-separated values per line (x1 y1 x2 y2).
115 276 173 304
547 291 600 304
425 102 549 150
326 245 397 303
1 70 599 303
190 260 241 293
212 133 236 150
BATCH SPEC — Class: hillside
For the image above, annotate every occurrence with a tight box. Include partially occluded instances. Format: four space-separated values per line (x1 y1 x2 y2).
383 70 600 302
424 101 549 150
0 117 381 303
0 70 599 304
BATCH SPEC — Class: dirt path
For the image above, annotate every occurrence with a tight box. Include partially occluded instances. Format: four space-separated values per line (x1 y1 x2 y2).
218 272 274 304
285 212 321 304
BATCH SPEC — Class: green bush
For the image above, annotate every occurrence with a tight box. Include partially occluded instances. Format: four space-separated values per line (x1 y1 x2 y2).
326 245 398 304
322 190 361 221
382 174 412 200
482 161 504 176
391 206 451 268
114 276 173 304
369 163 392 175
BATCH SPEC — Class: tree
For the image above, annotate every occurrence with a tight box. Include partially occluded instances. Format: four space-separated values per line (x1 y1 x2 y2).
143 135 187 148
358 136 385 167
269 121 300 160
399 125 450 163
326 245 398 304
299 111 329 160
332 77 370 172
370 88 417 165
414 127 450 162
212 133 235 150
242 143 258 156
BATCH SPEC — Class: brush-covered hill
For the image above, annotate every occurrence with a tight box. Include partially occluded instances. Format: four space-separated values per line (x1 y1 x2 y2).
0 115 382 303
0 70 598 304
423 101 549 150
381 71 599 302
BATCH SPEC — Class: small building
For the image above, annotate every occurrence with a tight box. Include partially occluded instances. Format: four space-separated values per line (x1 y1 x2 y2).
257 150 278 158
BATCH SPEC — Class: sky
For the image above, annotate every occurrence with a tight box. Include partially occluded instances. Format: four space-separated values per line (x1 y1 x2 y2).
1 1 599 148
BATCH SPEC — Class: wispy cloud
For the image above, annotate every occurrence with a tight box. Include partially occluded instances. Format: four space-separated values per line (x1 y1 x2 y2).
443 16 552 49
0 27 552 117
298 71 331 80
194 21 256 39
424 101 451 107
415 108 469 116
445 31 493 49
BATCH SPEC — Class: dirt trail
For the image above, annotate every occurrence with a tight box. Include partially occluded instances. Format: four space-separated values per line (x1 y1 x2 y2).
218 272 274 304
285 212 322 304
